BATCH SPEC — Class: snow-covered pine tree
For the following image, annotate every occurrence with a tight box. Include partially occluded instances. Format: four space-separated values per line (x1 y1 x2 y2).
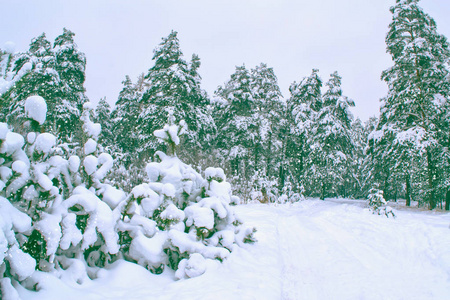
137 31 213 164
94 97 114 148
111 76 140 161
52 28 87 142
2 29 87 144
0 42 21 122
118 117 256 278
371 0 450 208
5 33 60 136
249 63 285 201
367 188 395 218
348 118 368 199
109 76 144 191
213 65 258 201
307 71 354 200
284 69 322 197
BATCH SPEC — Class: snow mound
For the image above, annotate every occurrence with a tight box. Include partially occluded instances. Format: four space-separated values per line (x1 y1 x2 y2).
25 95 47 125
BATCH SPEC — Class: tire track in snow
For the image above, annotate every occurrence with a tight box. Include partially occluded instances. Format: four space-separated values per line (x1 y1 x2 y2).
278 213 318 300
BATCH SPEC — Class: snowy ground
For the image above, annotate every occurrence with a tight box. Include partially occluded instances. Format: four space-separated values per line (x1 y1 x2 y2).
19 199 450 300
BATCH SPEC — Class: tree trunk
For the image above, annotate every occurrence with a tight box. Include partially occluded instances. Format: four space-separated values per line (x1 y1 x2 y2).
405 174 411 207
426 150 436 210
445 190 450 211
320 181 325 200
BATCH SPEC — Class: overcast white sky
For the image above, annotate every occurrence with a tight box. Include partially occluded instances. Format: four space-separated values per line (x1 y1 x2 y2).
1 0 449 121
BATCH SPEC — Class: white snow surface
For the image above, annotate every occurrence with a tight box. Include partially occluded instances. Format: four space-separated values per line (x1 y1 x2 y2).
17 199 450 300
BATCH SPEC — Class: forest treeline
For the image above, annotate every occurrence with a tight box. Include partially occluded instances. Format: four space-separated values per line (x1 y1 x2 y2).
1 0 449 209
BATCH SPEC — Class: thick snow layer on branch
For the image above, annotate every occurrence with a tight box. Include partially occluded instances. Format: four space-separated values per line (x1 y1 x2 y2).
68 155 80 173
83 155 98 175
35 213 63 257
0 132 25 156
0 123 8 140
102 185 126 209
34 133 56 154
185 205 214 230
60 187 119 254
93 153 113 180
25 96 47 125
84 138 97 155
6 245 36 281
160 203 185 223
82 102 101 139
129 231 168 267
175 253 207 279
205 167 226 182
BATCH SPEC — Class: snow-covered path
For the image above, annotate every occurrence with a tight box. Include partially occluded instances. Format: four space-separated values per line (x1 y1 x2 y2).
20 199 450 300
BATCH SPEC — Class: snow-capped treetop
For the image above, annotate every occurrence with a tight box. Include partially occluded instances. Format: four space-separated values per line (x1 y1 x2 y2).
3 41 16 54
154 112 187 155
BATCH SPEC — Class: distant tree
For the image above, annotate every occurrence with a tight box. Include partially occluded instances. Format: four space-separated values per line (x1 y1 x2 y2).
137 31 213 163
284 69 322 195
111 76 140 163
250 63 284 183
94 97 114 147
6 33 60 134
214 65 257 199
53 28 87 141
307 71 354 199
2 29 87 143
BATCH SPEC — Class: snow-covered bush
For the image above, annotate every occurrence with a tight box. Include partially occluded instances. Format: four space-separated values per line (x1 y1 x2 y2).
0 97 126 299
367 188 395 218
1 95 257 299
119 120 256 278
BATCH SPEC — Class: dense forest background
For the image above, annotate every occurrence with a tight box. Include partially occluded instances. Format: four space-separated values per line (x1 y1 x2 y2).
1 1 449 210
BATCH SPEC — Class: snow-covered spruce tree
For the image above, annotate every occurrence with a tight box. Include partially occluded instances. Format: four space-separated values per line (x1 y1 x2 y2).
137 31 214 164
367 188 395 218
119 117 256 278
371 0 450 208
284 69 322 198
112 76 140 160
